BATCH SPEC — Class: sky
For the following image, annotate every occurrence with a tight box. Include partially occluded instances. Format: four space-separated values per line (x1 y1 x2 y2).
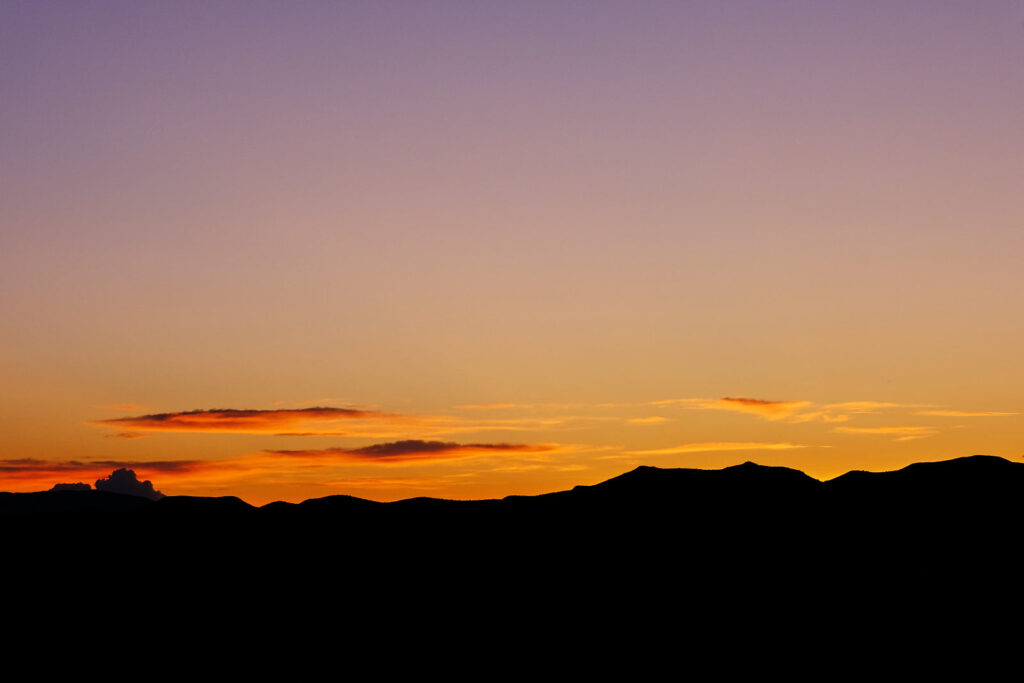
2 1 1023 505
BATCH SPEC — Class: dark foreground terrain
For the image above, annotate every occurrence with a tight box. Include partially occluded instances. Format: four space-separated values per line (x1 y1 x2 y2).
5 454 1021 656
5 454 1020 570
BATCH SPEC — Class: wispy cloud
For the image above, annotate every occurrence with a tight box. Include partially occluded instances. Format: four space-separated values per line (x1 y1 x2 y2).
647 397 890 422
915 410 1017 418
697 397 812 420
628 442 807 456
834 426 937 441
626 416 670 425
456 403 540 411
454 402 597 411
400 396 963 432
788 401 909 423
825 401 906 412
654 397 927 424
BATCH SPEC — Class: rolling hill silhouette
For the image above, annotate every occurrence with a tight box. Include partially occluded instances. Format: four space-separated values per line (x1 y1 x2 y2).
5 454 1020 523
6 455 1020 555
7 454 1019 644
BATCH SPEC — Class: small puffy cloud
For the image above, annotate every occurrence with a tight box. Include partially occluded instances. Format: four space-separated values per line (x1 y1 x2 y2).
94 468 165 500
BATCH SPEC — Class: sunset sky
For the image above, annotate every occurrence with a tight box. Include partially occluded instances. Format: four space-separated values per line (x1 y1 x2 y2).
2 1 1022 505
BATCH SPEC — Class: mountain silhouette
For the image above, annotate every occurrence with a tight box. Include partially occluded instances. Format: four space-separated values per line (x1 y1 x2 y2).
6 454 1019 567
6 454 1020 526
7 454 1019 645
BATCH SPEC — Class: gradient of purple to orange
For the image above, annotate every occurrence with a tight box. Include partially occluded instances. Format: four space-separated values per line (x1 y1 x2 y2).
2 2 1022 504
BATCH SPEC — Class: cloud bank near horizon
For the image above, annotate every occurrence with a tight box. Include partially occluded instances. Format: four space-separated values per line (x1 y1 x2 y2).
0 439 564 493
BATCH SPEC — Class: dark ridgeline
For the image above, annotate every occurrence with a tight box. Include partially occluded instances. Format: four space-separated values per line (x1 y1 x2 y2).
4 453 1020 664
5 453 1022 644
5 455 1019 567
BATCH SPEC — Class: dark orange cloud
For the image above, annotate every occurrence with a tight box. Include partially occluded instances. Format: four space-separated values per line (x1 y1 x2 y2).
0 458 204 473
0 455 266 493
0 458 207 482
92 407 386 434
265 440 557 464
90 406 578 438
0 439 563 493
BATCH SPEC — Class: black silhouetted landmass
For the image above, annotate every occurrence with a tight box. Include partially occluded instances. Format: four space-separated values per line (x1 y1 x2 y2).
7 454 1020 644
5 454 1021 526
6 455 1021 558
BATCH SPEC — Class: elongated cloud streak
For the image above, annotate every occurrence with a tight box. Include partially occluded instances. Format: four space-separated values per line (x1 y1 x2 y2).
0 458 208 486
96 399 960 440
91 406 583 438
629 442 806 456
93 407 384 434
659 397 933 424
0 458 205 476
654 397 886 422
705 398 813 419
834 426 936 441
627 416 670 425
915 410 1017 417
697 398 917 423
266 440 557 464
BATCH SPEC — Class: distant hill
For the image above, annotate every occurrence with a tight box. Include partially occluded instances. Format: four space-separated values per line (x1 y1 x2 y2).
7 454 1020 634
6 454 1021 542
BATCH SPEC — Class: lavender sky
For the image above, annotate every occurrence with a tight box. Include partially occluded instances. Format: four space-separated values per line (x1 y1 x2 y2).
2 1 1023 503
